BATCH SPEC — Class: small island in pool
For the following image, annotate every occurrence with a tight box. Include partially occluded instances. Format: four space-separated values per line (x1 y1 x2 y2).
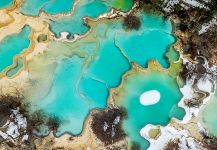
0 0 217 149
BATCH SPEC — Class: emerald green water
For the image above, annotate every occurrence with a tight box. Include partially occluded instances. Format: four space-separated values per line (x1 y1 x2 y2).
166 47 180 62
20 0 75 16
6 58 24 77
0 26 31 73
103 0 133 12
115 71 185 149
0 0 13 9
200 87 217 137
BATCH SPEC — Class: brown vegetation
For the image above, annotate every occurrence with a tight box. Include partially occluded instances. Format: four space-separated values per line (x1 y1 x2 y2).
184 99 202 108
172 7 216 61
37 34 48 43
201 136 217 150
171 4 217 63
133 0 217 64
130 142 140 150
136 0 164 13
190 25 217 63
26 110 45 133
0 95 22 126
91 107 127 146
0 95 38 148
163 139 180 150
20 102 61 135
25 111 61 135
47 116 61 133
179 62 193 83
123 15 141 30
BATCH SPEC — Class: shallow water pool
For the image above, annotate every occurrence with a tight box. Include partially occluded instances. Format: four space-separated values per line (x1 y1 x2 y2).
24 11 179 137
0 0 13 9
200 88 217 137
20 0 75 16
6 57 24 77
0 26 31 73
115 70 185 149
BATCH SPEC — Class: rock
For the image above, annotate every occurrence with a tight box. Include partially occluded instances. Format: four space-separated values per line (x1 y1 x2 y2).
37 34 48 43
148 127 161 140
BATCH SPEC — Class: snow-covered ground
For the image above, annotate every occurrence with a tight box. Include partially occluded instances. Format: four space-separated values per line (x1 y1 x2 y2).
140 124 202 150
182 0 206 8
199 17 217 35
0 108 28 141
163 0 208 13
178 56 216 122
140 54 217 149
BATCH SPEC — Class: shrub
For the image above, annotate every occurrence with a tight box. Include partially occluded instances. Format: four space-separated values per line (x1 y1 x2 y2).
123 15 141 30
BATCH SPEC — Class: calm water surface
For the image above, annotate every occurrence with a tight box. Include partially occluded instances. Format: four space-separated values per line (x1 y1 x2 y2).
0 26 31 73
115 71 185 149
200 87 217 137
24 10 182 142
0 0 13 9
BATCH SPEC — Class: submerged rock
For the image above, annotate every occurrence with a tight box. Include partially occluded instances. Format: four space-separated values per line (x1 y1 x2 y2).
37 34 48 43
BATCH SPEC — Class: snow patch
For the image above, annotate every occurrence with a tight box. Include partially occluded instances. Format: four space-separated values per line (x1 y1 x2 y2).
139 90 160 106
198 17 217 35
6 122 20 138
0 108 28 141
197 78 213 93
141 125 202 150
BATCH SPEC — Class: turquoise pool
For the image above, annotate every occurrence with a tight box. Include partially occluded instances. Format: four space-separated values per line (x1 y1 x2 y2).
49 0 110 38
24 10 179 139
0 26 31 73
0 0 13 9
20 0 75 16
6 58 24 77
200 87 217 137
115 70 185 149
104 0 133 12
49 0 134 38
19 0 133 16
